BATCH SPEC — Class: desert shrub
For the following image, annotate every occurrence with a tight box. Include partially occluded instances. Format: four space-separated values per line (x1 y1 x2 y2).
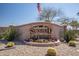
64 30 75 43
6 42 15 47
35 39 49 43
47 47 57 56
3 26 19 41
35 39 43 43
0 35 2 39
43 40 49 43
33 39 36 42
69 41 76 47
73 30 79 36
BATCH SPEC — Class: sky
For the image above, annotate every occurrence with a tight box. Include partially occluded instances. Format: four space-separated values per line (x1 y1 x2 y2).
0 3 79 27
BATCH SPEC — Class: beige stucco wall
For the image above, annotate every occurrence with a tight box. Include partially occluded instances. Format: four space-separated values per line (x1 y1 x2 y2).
51 25 63 39
17 22 64 40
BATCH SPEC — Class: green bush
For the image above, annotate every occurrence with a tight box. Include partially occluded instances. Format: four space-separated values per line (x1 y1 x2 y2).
69 41 76 47
64 30 75 43
6 42 15 47
0 35 2 39
35 39 43 43
47 47 57 56
35 39 49 43
43 40 49 43
3 26 19 41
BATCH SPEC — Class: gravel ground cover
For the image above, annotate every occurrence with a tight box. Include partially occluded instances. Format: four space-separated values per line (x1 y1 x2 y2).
0 42 79 56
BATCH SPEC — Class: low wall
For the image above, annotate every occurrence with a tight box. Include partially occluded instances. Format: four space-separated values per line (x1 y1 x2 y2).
25 42 60 47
